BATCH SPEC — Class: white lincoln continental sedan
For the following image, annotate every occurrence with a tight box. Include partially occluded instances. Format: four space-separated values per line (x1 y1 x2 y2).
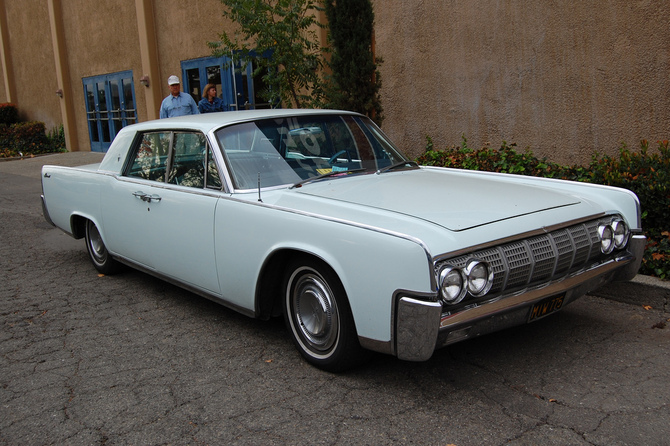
41 110 645 371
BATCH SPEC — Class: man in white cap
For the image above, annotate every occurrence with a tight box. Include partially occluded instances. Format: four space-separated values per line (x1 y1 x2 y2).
159 75 199 118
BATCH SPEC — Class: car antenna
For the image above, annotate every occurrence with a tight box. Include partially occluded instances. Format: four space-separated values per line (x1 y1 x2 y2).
257 172 263 202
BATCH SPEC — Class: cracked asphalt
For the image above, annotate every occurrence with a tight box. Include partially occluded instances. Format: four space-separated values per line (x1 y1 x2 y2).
1 153 669 445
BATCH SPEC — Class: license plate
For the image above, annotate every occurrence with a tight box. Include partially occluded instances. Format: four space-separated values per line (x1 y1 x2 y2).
528 294 565 322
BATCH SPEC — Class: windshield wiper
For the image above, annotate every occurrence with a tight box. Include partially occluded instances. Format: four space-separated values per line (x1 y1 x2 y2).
376 160 419 174
290 168 368 189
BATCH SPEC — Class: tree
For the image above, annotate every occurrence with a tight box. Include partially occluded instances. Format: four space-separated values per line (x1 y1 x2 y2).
210 0 326 109
323 0 383 124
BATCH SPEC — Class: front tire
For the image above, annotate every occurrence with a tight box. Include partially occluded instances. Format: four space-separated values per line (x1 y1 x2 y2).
85 220 120 275
283 258 364 372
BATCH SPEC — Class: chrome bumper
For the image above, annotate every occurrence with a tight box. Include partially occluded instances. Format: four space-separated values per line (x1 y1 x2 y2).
395 234 646 362
40 194 56 227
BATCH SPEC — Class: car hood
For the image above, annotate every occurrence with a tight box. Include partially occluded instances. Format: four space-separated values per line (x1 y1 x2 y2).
291 167 581 231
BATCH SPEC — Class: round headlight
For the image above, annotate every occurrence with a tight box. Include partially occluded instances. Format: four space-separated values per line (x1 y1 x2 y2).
598 223 615 254
439 266 467 304
611 219 629 249
464 259 493 297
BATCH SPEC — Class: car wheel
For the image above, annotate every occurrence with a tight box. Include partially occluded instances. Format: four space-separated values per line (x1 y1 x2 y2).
283 258 364 372
85 220 120 275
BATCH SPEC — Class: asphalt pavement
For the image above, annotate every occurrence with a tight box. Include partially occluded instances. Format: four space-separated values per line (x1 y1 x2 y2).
1 153 669 445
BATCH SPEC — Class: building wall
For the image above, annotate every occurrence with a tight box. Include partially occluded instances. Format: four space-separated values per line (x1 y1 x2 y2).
59 0 143 150
153 0 229 80
0 1 667 162
0 0 231 151
4 0 60 127
372 1 670 164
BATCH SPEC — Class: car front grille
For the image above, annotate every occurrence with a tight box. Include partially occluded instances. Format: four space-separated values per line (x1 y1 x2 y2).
436 217 612 299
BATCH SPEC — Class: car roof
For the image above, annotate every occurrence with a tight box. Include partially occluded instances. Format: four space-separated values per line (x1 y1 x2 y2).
123 109 363 134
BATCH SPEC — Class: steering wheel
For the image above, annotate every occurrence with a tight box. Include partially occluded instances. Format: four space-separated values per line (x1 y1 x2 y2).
328 149 352 165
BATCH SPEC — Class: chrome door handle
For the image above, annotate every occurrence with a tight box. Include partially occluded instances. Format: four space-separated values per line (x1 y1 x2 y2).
132 191 161 203
133 191 149 201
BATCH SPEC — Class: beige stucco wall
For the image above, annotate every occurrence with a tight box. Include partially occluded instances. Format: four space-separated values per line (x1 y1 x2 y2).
1 1 667 161
373 1 670 165
59 0 143 151
153 0 231 89
4 0 60 128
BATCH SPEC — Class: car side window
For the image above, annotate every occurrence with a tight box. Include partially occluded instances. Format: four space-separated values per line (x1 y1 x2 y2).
127 132 171 181
125 130 222 190
168 132 206 188
206 144 222 189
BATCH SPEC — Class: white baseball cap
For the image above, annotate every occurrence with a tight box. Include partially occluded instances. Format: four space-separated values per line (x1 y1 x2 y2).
167 75 180 85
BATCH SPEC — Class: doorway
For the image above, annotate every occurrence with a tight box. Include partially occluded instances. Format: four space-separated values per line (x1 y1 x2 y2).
83 71 137 152
181 56 271 112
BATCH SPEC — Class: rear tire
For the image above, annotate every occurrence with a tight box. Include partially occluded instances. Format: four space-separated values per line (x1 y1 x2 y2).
85 220 120 275
283 257 364 372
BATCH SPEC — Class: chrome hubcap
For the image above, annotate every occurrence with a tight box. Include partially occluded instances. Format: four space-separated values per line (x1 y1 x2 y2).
88 223 105 262
290 269 339 353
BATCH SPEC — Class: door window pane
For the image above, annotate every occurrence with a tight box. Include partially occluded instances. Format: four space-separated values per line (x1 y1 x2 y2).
96 82 111 143
85 83 99 142
123 79 136 123
206 65 222 97
206 145 222 189
127 132 171 182
186 68 200 103
168 132 206 188
109 79 122 136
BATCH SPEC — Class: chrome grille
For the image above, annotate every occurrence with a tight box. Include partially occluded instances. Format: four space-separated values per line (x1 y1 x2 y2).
437 217 616 298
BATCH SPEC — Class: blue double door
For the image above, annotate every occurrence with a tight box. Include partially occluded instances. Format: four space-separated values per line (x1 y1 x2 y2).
83 71 137 152
181 56 269 112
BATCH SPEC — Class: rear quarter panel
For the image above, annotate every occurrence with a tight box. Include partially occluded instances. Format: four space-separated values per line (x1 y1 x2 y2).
41 165 104 237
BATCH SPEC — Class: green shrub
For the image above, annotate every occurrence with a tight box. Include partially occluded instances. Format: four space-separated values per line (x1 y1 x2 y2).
0 103 19 125
0 121 54 157
0 103 65 158
47 124 66 153
417 137 670 279
586 140 670 234
11 121 51 154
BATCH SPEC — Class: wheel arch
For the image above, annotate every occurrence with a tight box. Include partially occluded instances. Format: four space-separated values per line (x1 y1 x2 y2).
70 213 91 239
255 248 349 322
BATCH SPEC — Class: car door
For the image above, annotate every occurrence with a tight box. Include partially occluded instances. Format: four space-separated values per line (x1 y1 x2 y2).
102 130 222 295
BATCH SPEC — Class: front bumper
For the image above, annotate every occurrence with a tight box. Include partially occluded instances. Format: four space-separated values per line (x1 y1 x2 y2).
395 234 646 361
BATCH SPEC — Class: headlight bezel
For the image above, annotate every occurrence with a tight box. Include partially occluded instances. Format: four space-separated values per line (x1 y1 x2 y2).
438 259 494 306
611 219 630 249
438 265 467 305
599 217 629 254
463 259 494 297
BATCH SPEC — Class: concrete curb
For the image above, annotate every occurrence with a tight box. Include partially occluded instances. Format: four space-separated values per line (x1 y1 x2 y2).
590 274 670 312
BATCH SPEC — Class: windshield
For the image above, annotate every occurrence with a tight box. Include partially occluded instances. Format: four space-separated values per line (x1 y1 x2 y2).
214 114 411 190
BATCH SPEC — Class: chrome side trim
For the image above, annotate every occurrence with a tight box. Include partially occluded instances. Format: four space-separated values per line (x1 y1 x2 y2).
112 254 256 318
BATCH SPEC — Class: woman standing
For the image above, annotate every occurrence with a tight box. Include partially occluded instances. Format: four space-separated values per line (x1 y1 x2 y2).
198 84 226 113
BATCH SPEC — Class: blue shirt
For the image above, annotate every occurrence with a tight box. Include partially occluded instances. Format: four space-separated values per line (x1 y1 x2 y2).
198 96 227 113
160 92 199 118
